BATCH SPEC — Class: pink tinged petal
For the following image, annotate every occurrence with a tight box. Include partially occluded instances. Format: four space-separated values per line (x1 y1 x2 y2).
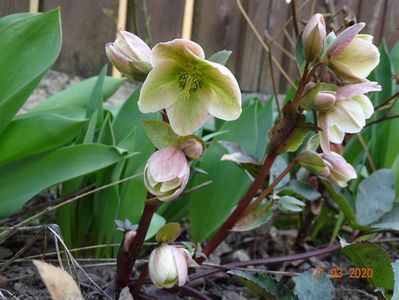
353 95 374 119
335 81 381 101
166 93 210 136
318 112 331 152
202 61 242 120
302 14 326 43
171 246 189 287
138 61 180 113
322 152 357 186
302 14 326 61
151 39 205 66
328 22 365 57
158 167 190 202
148 243 177 288
328 100 365 133
119 31 152 63
148 147 188 182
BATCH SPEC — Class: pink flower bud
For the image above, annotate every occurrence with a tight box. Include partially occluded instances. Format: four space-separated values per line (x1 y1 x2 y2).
105 31 152 81
298 150 329 176
321 152 357 187
302 14 326 62
144 147 190 201
313 91 336 111
122 230 136 252
179 138 204 160
148 243 192 288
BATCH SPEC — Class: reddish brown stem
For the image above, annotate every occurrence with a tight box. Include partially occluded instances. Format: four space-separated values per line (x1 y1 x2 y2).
116 198 158 289
202 152 277 257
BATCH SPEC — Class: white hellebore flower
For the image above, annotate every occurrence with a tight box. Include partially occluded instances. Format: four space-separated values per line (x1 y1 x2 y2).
144 147 190 201
138 39 242 136
105 31 152 81
327 23 380 82
318 81 381 152
148 243 192 289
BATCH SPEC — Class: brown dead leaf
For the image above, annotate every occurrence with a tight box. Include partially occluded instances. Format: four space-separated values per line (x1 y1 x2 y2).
33 260 83 300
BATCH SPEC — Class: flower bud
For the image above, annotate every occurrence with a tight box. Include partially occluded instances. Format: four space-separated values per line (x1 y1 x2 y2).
302 13 326 62
179 138 204 160
105 31 152 81
148 243 192 289
122 230 136 252
321 152 357 187
144 147 190 201
313 91 336 111
298 150 330 176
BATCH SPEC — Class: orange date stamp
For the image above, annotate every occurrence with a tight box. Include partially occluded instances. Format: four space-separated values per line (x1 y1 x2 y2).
312 266 373 279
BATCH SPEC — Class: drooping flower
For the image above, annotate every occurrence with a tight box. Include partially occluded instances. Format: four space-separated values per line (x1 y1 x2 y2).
302 13 326 62
327 23 380 82
148 243 192 289
105 31 152 81
317 81 381 151
138 39 242 136
144 147 190 201
298 149 357 187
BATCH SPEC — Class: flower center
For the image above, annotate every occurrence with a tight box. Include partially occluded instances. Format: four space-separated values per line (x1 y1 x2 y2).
179 64 204 99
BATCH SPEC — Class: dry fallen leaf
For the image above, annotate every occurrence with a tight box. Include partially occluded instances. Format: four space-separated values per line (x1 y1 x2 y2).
33 260 83 300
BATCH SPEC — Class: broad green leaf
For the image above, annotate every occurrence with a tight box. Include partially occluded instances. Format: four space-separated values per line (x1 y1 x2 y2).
269 156 290 189
356 169 395 226
392 260 399 300
0 10 61 134
0 12 35 30
231 203 273 232
277 196 305 213
0 113 86 165
142 120 180 148
155 222 180 243
30 76 124 113
278 180 321 201
0 144 126 217
391 41 399 74
145 213 166 240
86 65 107 123
293 270 334 300
343 242 394 298
208 50 232 65
371 203 399 231
394 155 399 203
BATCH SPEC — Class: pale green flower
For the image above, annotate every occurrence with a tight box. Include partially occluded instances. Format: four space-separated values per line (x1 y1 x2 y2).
138 39 242 136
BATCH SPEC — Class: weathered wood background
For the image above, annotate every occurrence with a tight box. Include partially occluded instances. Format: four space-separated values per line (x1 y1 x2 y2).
1 0 398 93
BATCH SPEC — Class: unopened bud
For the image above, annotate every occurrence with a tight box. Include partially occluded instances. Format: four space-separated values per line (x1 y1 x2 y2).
313 91 336 111
321 152 357 187
105 31 152 81
302 13 326 62
122 230 137 252
179 138 204 160
144 147 190 201
148 243 192 289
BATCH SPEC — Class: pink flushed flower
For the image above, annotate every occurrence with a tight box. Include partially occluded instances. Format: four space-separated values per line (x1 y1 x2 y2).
302 13 326 62
144 147 189 201
318 81 381 152
148 243 192 288
105 31 152 81
138 39 242 136
327 23 380 82
298 149 357 187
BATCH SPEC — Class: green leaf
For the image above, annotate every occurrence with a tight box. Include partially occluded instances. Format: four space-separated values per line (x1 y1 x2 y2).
30 76 124 113
0 144 126 217
231 204 273 232
86 65 107 123
229 270 282 299
393 155 399 203
0 10 61 134
270 156 290 189
145 213 166 240
295 38 305 75
392 260 399 300
293 270 334 300
277 196 305 213
155 222 181 243
356 169 395 226
142 120 180 148
343 242 394 298
0 113 86 165
208 50 232 65
278 180 321 201
391 41 399 74
371 203 399 231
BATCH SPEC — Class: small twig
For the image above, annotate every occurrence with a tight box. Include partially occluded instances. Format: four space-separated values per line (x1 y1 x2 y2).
355 133 376 172
374 90 399 111
180 285 212 300
365 114 399 128
132 264 148 298
291 0 299 37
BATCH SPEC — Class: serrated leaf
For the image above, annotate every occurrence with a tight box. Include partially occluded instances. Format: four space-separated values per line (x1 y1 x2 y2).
293 270 334 300
343 242 394 298
208 50 232 65
356 169 395 226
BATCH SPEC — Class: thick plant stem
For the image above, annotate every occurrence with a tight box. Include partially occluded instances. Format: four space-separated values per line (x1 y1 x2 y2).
116 198 158 289
202 152 277 257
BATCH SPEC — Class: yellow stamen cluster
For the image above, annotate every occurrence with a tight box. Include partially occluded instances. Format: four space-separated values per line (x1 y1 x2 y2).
179 64 204 99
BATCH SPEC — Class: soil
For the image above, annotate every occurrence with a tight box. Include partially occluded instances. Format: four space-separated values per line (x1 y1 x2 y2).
1 71 398 299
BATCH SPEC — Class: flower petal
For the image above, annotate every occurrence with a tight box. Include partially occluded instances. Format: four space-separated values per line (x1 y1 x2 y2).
138 61 180 113
353 95 374 119
318 112 330 152
171 246 189 287
152 39 205 66
335 81 381 101
166 93 210 136
120 31 152 62
202 61 242 120
328 125 345 144
148 147 188 182
328 22 365 57
328 100 365 133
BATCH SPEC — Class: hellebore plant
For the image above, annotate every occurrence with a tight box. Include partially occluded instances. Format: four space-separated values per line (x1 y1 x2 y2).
105 8 383 296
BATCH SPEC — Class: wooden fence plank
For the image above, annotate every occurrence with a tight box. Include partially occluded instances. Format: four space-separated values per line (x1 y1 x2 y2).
0 0 29 17
41 0 118 77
